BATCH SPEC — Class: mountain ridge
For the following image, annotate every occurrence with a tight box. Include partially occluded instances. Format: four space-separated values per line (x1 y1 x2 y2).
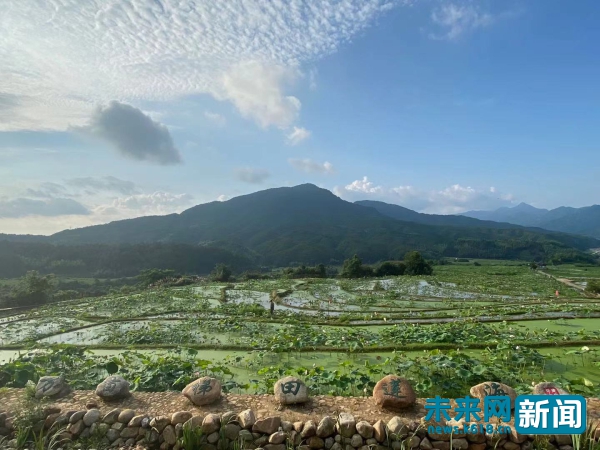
463 203 600 239
1 184 598 269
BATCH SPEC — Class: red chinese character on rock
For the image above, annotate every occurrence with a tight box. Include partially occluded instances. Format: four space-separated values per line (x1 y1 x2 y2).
544 387 560 395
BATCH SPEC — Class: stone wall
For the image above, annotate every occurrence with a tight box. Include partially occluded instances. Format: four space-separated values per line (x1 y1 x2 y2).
0 405 580 450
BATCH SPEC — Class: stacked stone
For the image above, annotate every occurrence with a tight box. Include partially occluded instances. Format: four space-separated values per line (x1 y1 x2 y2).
1 407 586 450
0 376 595 450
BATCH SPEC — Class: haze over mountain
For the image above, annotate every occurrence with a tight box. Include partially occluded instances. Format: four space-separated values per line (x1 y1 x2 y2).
1 184 597 279
463 203 600 239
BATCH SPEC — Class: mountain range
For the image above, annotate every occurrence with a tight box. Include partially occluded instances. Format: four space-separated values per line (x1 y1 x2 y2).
462 203 600 239
0 184 597 278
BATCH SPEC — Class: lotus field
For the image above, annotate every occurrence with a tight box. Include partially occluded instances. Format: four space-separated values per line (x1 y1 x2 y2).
1 262 599 398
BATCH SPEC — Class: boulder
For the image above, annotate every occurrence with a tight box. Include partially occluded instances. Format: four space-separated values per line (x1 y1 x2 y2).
274 376 309 405
253 417 281 435
337 413 356 438
35 375 70 399
102 408 122 425
532 382 569 396
95 375 130 400
373 375 416 409
351 434 363 448
317 416 336 438
163 425 177 445
301 420 317 438
150 416 171 433
171 411 193 425
202 414 221 434
238 409 256 429
308 436 325 449
470 382 517 409
82 409 101 426
373 420 386 443
269 431 287 444
182 377 222 406
356 421 373 439
387 417 408 439
118 409 136 424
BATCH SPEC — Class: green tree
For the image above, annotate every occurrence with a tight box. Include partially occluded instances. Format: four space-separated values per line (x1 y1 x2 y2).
340 254 365 279
10 270 54 306
404 251 433 276
211 264 232 282
586 280 600 295
137 268 177 286
375 261 406 277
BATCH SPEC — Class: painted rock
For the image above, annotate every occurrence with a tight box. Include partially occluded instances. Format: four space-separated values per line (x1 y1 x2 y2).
373 375 416 409
470 381 517 409
274 376 309 405
532 382 569 395
182 377 221 406
95 375 130 400
35 375 70 399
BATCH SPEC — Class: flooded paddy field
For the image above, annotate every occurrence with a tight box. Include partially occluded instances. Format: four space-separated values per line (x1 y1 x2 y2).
1 263 599 396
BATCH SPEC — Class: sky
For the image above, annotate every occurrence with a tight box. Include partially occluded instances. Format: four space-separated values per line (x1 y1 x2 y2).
1 0 599 235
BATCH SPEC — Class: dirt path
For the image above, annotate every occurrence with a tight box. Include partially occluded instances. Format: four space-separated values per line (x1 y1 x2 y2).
1 389 599 423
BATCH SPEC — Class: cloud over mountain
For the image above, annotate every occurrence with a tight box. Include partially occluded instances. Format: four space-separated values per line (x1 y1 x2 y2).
75 101 182 165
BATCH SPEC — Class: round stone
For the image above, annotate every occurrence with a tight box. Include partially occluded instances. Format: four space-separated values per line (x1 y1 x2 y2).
372 375 416 409
95 375 130 400
182 377 222 406
273 376 309 405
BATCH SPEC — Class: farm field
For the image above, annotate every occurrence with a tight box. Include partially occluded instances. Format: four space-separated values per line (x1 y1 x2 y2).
1 263 599 398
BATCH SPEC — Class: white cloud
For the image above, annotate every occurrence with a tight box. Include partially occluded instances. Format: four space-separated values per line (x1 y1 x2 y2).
0 0 406 132
286 127 312 145
430 3 493 40
217 194 229 202
343 176 384 194
204 111 226 127
0 190 195 235
334 177 516 213
234 167 271 184
288 158 334 174
219 61 302 129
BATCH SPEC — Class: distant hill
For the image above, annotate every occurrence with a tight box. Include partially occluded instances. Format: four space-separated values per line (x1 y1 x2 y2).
1 184 597 277
355 200 525 229
41 184 598 265
463 203 600 239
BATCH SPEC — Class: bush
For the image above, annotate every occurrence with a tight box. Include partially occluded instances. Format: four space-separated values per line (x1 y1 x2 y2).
211 264 232 282
375 261 406 276
340 255 373 278
586 280 600 295
404 251 433 276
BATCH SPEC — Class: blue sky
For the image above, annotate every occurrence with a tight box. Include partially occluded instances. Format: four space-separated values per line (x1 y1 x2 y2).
1 0 599 234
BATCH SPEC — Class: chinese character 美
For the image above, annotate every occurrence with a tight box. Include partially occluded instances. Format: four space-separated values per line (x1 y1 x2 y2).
425 396 453 422
383 379 406 398
544 388 560 395
281 381 301 396
553 399 582 429
518 399 549 429
193 379 213 396
454 395 481 422
484 396 511 422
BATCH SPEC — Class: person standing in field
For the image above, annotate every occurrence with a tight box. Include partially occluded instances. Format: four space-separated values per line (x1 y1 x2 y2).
270 299 275 315
555 290 560 298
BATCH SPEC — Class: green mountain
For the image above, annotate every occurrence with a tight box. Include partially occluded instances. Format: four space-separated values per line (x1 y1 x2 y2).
43 184 598 266
355 200 524 229
1 184 597 279
463 203 600 239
